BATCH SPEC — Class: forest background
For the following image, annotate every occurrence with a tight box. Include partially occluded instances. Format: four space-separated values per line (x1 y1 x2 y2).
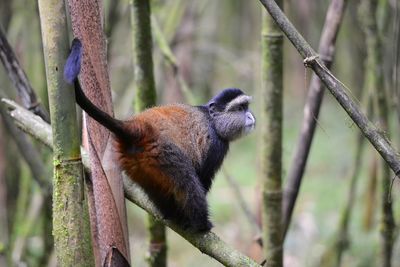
0 0 399 266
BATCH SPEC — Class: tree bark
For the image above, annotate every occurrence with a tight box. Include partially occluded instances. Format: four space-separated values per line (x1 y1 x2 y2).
67 0 131 265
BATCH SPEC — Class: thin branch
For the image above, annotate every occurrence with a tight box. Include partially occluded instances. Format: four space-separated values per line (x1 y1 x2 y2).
0 27 49 123
222 169 260 233
258 0 400 178
11 193 44 265
2 99 262 267
151 14 196 105
283 0 348 237
2 98 52 148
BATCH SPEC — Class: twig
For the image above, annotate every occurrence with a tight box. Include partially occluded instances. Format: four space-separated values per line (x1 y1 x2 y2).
2 98 52 147
2 99 261 267
222 169 260 233
283 0 349 237
258 0 400 181
11 193 44 265
151 14 196 105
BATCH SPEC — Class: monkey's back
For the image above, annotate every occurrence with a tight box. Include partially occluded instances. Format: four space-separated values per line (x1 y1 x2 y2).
116 104 217 196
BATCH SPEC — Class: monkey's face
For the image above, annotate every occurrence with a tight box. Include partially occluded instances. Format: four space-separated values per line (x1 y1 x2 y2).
208 89 256 141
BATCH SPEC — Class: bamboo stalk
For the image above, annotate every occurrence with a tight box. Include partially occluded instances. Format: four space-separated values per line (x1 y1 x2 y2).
260 2 283 266
130 1 166 266
131 0 157 112
37 0 94 265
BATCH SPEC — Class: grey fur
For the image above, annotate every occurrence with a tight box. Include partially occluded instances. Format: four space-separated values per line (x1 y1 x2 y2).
211 96 256 141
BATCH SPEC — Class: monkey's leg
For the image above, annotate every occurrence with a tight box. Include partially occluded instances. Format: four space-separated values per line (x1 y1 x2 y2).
171 176 212 232
158 143 213 232
146 181 212 232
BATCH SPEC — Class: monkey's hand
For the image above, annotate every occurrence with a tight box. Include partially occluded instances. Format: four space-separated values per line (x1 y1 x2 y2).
64 38 83 84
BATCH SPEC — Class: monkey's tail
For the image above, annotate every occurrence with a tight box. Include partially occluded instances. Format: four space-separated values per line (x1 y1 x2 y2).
63 38 130 140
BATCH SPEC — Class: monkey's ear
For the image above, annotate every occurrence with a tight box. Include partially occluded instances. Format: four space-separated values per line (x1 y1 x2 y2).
208 102 217 116
64 38 83 84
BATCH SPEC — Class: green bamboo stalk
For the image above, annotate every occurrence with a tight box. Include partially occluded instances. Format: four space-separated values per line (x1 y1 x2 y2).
37 0 93 265
130 1 167 266
260 3 283 266
359 1 395 266
2 100 261 267
131 0 157 112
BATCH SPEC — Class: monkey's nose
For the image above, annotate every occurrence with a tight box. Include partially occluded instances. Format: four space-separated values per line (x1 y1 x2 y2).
247 112 255 124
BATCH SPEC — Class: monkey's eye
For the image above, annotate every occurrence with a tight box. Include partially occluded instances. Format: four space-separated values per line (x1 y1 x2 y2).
236 104 247 112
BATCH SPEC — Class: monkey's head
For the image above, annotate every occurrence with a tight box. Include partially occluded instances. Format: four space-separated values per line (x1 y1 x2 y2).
207 88 256 141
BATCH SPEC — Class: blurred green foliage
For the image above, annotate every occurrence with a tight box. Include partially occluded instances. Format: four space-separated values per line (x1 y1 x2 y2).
1 0 400 266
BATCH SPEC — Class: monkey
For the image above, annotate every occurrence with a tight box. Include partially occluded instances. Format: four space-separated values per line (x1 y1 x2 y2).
64 38 256 232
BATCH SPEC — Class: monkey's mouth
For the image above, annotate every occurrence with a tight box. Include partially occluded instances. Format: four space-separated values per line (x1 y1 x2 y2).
244 113 256 134
244 122 255 134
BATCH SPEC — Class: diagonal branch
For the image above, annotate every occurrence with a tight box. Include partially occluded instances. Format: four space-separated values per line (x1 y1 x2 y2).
283 0 348 237
2 98 261 267
0 28 49 123
258 0 400 177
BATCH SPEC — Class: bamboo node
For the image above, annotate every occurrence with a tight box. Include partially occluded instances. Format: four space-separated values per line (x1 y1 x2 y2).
303 55 319 67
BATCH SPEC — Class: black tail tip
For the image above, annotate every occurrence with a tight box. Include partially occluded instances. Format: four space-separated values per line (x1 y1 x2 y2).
64 38 83 84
